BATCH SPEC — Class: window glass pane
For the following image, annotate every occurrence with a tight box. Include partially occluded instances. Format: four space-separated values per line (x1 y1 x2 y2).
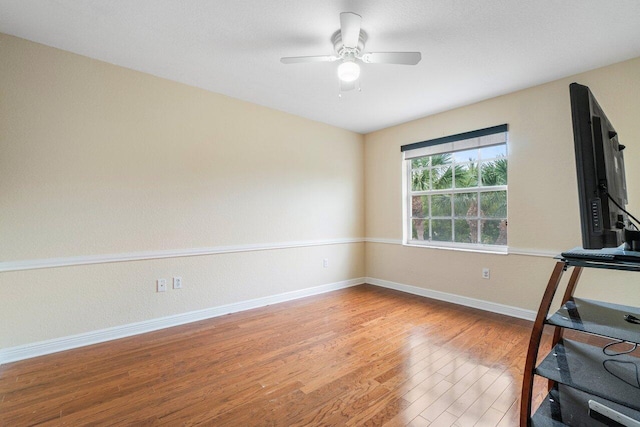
453 149 478 163
405 139 507 248
412 219 428 240
454 163 478 188
411 196 429 218
480 159 508 186
480 191 507 218
411 170 429 191
411 157 429 170
480 144 507 159
431 194 451 217
431 167 452 190
430 153 452 166
431 219 452 242
481 219 507 245
453 192 478 217
454 219 478 243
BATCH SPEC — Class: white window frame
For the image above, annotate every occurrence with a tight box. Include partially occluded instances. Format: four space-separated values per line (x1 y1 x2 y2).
402 125 508 254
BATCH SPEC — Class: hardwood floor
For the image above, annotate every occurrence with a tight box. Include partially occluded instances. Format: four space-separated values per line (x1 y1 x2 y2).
0 284 543 426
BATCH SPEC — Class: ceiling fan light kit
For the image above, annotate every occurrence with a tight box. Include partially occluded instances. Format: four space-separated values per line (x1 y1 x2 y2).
337 60 360 82
281 12 421 92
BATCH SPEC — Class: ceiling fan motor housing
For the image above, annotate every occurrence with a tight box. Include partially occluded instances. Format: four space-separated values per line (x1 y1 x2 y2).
332 30 367 60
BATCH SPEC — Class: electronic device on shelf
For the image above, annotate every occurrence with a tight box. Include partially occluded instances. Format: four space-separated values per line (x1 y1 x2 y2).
570 82 640 253
561 246 640 263
589 400 640 427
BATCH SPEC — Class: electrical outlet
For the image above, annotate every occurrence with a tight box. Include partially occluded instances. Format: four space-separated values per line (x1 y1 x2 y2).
482 268 490 279
173 277 183 289
157 279 167 292
323 258 329 268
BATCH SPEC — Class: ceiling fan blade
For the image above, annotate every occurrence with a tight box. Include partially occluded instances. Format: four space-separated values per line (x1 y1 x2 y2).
280 55 338 64
360 52 422 65
340 12 361 49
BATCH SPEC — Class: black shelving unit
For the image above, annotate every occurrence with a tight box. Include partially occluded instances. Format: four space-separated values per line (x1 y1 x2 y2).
520 256 640 426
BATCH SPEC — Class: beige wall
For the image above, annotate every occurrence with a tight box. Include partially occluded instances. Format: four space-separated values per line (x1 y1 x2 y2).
2 30 639 355
364 56 640 311
0 34 365 349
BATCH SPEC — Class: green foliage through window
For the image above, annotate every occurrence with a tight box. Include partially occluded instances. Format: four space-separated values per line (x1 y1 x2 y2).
408 144 507 246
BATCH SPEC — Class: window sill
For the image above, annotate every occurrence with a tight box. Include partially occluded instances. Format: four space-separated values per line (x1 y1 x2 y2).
403 240 508 255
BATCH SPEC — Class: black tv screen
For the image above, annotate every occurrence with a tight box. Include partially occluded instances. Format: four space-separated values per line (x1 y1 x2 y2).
569 82 628 249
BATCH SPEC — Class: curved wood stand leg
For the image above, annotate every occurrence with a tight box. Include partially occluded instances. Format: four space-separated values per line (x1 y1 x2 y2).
520 261 567 427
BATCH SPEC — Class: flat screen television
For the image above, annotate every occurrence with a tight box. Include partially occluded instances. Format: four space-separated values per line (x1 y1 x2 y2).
569 82 640 252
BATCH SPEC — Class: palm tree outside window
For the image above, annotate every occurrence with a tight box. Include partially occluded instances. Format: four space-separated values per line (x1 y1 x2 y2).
403 125 508 251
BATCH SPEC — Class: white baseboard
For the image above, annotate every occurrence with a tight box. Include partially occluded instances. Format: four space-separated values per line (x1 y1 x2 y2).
0 278 364 365
366 277 536 321
1 276 536 365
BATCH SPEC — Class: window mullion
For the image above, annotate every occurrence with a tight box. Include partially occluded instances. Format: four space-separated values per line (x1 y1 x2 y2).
477 219 481 244
407 138 507 249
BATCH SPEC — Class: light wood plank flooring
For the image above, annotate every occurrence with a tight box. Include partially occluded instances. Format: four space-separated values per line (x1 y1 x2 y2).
0 284 543 426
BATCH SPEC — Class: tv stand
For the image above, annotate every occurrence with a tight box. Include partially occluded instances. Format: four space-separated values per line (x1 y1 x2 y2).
520 254 640 426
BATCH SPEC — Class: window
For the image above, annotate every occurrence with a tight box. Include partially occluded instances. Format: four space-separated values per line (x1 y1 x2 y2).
402 125 508 251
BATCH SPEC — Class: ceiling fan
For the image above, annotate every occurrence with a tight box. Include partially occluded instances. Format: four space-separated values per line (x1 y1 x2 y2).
280 12 421 92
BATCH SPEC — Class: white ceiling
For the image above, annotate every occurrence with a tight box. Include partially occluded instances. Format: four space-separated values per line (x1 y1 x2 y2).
1 1 640 134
